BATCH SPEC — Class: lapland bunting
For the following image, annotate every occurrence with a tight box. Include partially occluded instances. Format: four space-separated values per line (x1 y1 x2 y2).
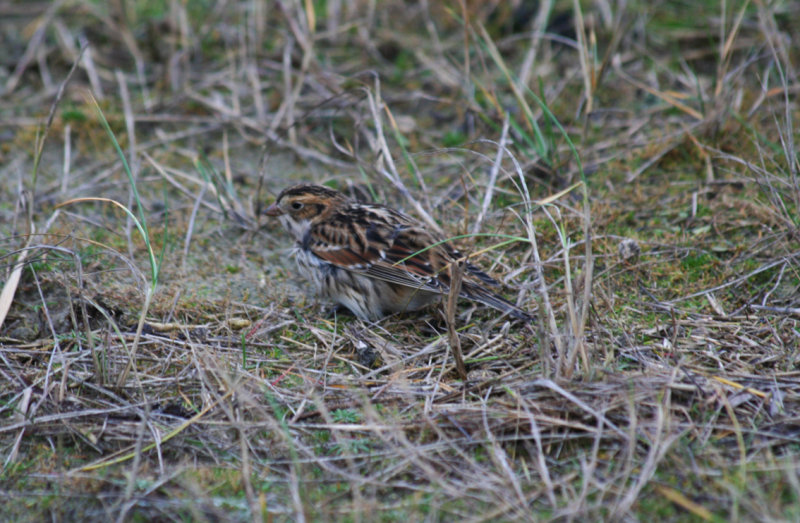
265 184 532 322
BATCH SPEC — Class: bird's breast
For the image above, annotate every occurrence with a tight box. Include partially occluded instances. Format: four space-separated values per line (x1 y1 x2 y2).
293 246 337 291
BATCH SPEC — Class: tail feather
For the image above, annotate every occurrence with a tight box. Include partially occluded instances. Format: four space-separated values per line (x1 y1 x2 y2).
465 262 502 287
460 280 534 321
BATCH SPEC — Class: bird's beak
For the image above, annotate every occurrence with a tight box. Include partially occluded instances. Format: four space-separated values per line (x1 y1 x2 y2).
264 203 283 217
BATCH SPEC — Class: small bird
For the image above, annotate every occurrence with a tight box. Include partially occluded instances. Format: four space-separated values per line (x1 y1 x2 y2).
264 184 532 322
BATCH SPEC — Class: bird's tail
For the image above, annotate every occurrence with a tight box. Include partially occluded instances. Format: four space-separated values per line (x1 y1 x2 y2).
460 280 534 321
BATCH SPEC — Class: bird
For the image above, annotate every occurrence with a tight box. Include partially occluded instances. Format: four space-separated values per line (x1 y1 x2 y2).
264 184 533 322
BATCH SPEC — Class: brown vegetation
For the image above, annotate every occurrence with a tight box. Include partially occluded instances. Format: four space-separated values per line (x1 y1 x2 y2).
1 1 798 520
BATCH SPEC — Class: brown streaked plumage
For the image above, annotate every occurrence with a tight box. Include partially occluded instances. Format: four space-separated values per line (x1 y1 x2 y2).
265 184 533 322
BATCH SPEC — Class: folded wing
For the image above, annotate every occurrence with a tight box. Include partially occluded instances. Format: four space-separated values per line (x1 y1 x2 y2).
305 204 533 320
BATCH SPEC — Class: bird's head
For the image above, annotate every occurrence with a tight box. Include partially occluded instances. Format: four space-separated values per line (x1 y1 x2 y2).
264 184 347 241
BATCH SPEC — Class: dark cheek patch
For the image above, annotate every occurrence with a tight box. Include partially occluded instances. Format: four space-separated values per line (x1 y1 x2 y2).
298 205 318 219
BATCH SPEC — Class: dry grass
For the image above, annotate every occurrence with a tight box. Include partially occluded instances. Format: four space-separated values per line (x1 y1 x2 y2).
1 0 799 521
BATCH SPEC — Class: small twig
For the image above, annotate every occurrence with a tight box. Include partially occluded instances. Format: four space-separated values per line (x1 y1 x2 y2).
472 116 510 235
446 261 467 381
181 182 208 272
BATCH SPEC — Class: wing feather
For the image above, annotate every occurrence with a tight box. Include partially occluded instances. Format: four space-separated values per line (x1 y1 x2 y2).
306 205 447 293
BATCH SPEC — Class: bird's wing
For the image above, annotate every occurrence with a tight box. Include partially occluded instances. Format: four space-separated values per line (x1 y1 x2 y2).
305 206 450 294
305 204 533 320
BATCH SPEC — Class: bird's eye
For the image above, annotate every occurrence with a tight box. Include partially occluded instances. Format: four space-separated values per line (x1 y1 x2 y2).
290 201 304 210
